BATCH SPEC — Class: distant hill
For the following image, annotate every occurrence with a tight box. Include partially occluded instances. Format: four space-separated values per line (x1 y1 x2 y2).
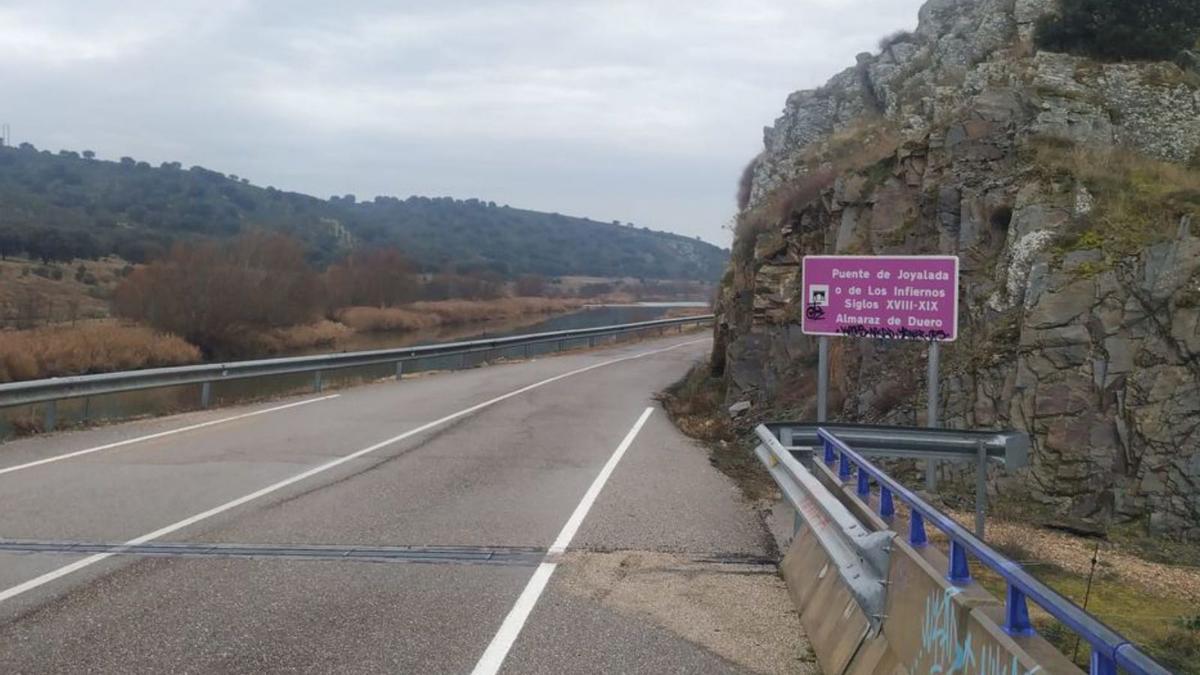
0 144 728 280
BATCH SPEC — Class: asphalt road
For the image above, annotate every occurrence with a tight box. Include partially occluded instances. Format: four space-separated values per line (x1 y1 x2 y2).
0 334 814 674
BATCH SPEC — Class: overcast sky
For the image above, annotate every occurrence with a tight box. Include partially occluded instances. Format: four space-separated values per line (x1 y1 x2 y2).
0 0 925 246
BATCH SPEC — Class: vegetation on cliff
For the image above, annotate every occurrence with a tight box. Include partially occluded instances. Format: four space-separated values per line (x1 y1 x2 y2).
1036 0 1200 62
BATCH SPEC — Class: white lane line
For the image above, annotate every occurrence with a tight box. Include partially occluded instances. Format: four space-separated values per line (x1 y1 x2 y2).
471 406 655 675
0 340 701 606
0 395 341 478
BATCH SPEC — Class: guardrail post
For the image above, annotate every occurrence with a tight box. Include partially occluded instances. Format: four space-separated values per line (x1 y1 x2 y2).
200 382 212 409
909 510 927 547
926 341 941 491
395 361 404 381
817 336 830 423
313 371 323 393
975 440 988 538
1004 585 1034 636
856 467 870 497
948 541 971 585
44 400 57 432
588 336 595 348
838 452 852 480
880 486 895 519
823 440 835 465
1091 652 1117 675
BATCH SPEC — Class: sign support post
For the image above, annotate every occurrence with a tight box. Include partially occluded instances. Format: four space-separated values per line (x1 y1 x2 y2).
800 254 959 496
926 340 940 492
817 336 830 423
975 439 988 538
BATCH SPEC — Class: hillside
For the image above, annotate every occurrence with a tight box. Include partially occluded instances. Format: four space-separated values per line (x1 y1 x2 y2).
0 145 727 280
714 0 1200 538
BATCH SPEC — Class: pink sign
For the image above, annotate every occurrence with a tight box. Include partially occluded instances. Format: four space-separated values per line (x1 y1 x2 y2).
801 255 959 342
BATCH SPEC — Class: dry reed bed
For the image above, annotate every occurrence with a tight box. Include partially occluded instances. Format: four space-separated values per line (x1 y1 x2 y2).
0 322 201 383
337 297 586 333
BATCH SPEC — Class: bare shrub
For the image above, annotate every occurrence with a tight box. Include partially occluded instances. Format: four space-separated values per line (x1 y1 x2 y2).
737 155 760 211
323 248 419 309
113 232 321 356
514 274 548 297
879 30 916 51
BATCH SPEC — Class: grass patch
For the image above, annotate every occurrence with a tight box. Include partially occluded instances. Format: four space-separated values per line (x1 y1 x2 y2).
973 547 1200 671
1107 522 1200 568
659 363 776 501
1029 138 1200 262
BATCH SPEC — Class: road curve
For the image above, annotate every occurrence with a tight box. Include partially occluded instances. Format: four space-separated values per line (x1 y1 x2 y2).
0 334 813 674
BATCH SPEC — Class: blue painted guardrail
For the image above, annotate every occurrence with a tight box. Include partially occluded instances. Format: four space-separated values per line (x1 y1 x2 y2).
818 429 1171 675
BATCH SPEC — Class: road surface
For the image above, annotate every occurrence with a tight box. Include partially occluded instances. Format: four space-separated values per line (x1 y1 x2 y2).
0 334 813 674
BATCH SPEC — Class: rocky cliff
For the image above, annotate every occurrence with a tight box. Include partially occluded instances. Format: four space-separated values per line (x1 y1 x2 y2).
717 0 1200 537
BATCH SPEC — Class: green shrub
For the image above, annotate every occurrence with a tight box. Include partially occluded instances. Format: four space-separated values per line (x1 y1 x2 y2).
1036 0 1200 62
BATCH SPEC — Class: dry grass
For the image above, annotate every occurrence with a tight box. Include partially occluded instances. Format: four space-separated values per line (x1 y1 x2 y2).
226 321 353 356
946 509 1200 601
0 256 128 328
337 297 587 333
0 321 201 382
1031 138 1200 259
732 119 901 269
335 307 440 333
939 509 1200 671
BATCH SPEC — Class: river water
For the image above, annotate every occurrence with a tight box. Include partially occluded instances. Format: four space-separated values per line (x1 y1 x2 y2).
0 304 707 441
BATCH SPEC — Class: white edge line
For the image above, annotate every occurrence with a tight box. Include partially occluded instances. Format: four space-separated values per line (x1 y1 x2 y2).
0 341 701 605
0 395 341 477
470 406 655 675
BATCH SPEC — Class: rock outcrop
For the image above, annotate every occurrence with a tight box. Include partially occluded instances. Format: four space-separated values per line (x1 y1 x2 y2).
719 0 1200 537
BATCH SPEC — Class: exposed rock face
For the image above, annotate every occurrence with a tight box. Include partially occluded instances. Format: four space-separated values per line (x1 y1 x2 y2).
721 0 1200 536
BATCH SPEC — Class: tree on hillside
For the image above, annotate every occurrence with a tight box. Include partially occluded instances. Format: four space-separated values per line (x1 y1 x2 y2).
0 227 23 260
113 232 321 355
26 229 75 264
1036 0 1200 61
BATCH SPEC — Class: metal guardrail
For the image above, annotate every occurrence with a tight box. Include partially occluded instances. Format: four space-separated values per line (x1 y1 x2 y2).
765 423 1029 468
753 426 893 632
0 315 713 430
817 428 1170 675
769 423 1029 538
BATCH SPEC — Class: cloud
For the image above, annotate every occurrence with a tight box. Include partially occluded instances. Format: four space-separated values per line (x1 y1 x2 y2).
0 0 926 246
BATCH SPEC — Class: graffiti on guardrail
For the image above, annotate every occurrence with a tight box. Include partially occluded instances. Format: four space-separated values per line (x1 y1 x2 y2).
916 587 1040 675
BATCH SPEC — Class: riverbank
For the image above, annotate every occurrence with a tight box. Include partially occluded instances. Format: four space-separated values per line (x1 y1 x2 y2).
0 300 708 384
